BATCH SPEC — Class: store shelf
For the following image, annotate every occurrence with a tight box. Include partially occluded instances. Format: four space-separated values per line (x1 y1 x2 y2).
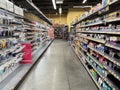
74 46 118 90
16 0 52 25
26 33 35 35
85 63 101 90
26 36 34 39
105 42 120 51
104 65 120 81
41 38 49 44
87 52 120 82
0 45 20 54
79 17 120 28
80 36 106 44
24 22 36 27
88 46 120 66
0 40 53 90
9 21 23 25
71 45 101 90
87 53 103 68
78 17 120 28
77 30 120 35
73 0 120 89
80 21 103 28
0 8 23 18
105 17 120 23
86 59 119 90
85 57 107 79
14 46 25 53
78 48 86 58
78 45 87 52
24 28 35 30
73 0 120 26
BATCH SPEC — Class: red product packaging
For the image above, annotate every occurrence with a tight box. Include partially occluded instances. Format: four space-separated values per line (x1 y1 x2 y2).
99 56 106 64
20 43 32 64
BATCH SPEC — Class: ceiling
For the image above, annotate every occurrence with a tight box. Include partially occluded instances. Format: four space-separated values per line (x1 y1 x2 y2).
12 0 102 14
33 0 101 14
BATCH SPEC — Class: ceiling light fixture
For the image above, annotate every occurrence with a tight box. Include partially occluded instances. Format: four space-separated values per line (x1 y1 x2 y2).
52 0 56 9
59 7 62 14
56 0 64 4
82 0 87 4
73 6 92 8
56 1 63 4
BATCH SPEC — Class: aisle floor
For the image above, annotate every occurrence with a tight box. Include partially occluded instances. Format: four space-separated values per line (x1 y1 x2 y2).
18 40 98 90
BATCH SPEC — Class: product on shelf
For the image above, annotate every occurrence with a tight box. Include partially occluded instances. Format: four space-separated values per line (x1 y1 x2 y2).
71 0 120 89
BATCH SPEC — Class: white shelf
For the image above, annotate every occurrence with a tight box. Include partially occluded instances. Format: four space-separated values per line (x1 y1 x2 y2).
80 21 103 28
0 40 53 90
71 45 101 90
80 36 106 44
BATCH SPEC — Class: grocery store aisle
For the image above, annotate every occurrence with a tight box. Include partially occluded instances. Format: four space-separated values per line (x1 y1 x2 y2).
18 40 97 90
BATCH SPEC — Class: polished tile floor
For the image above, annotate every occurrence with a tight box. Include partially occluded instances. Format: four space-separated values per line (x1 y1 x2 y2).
18 40 98 90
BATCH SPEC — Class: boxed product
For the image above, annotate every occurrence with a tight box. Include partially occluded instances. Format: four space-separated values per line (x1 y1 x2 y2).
19 8 24 16
109 36 120 42
14 5 20 15
6 0 14 12
0 0 7 9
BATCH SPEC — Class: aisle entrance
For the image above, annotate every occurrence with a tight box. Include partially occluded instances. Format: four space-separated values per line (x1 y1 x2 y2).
18 40 97 90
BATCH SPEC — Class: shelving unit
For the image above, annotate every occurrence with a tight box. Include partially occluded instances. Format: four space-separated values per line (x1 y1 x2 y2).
79 36 106 44
0 0 53 89
72 0 120 26
14 0 52 25
72 0 120 90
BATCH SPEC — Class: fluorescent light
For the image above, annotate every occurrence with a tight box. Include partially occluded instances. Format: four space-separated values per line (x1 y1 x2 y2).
59 7 62 14
52 0 56 9
56 1 63 4
84 6 92 8
83 0 87 3
73 6 92 8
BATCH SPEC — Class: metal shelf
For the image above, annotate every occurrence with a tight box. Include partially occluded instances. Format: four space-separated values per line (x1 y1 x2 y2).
85 58 117 89
88 46 120 67
16 0 52 25
79 17 120 28
87 53 103 68
71 45 102 90
80 36 106 44
73 0 120 26
74 40 87 52
105 42 120 51
105 17 120 23
78 45 87 52
77 17 120 28
0 40 53 90
73 45 119 90
85 63 102 90
80 21 104 28
87 52 120 82
0 8 23 18
77 30 120 35
104 65 120 81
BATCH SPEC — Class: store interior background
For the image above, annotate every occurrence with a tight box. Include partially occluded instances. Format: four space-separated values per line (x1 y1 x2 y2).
24 8 89 32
